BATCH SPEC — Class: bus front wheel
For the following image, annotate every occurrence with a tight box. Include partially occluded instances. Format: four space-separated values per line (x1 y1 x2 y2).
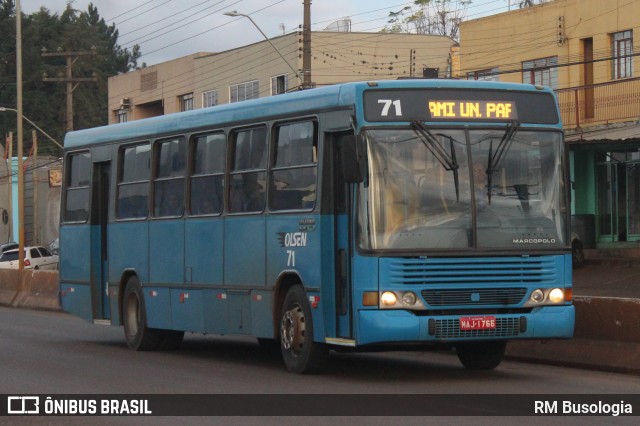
123 276 161 351
279 285 328 374
456 341 506 370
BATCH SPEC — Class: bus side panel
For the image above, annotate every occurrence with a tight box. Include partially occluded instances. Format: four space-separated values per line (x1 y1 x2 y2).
250 290 274 338
108 221 152 319
59 224 93 321
185 218 224 285
170 288 204 332
149 220 187 330
202 289 228 334
149 220 184 285
265 214 325 341
224 216 265 286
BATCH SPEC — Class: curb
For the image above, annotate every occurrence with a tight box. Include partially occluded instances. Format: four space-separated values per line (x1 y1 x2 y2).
506 296 640 374
0 269 61 311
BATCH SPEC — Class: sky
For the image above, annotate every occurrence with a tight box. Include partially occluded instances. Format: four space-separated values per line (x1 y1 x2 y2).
18 0 517 66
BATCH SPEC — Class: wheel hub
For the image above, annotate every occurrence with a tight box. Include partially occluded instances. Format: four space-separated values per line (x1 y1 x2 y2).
281 304 305 353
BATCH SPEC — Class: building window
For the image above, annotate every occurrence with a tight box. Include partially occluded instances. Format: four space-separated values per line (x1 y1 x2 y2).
522 57 558 89
271 75 288 95
230 81 259 103
179 93 194 112
467 68 499 81
202 90 218 108
612 30 633 79
116 109 128 123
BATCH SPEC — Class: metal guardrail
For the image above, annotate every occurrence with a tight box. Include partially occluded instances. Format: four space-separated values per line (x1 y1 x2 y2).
556 77 640 129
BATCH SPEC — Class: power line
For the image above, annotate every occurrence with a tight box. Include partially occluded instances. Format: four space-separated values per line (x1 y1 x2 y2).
105 0 157 22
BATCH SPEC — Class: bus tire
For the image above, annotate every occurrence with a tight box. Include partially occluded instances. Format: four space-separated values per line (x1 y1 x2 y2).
456 341 506 370
123 276 161 351
279 285 328 374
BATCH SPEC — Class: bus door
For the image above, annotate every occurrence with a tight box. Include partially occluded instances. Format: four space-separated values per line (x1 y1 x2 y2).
90 161 111 320
334 133 353 338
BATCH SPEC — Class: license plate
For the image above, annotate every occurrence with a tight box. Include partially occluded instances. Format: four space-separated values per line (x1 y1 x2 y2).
459 316 496 330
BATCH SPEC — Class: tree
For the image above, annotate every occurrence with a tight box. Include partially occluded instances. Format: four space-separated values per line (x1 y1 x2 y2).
0 1 140 155
519 0 549 8
383 0 472 41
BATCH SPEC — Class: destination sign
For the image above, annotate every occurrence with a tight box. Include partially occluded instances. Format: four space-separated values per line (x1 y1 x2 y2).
428 100 517 120
363 88 558 124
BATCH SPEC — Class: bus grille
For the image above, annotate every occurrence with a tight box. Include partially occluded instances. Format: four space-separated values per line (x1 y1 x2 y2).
386 256 558 286
430 317 523 339
421 288 527 306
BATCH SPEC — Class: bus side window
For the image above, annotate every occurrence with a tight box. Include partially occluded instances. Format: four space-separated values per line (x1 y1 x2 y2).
153 137 186 218
270 120 318 211
64 151 91 223
117 143 150 219
229 126 267 214
190 132 225 215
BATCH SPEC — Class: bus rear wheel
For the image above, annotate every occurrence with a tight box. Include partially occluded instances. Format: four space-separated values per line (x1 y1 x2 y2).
279 285 328 374
456 341 506 370
123 276 161 351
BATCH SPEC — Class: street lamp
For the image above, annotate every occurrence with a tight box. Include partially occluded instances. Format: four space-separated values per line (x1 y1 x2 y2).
223 10 302 85
0 107 63 149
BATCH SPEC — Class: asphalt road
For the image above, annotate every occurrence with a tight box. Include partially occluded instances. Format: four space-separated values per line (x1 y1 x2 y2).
1 306 638 425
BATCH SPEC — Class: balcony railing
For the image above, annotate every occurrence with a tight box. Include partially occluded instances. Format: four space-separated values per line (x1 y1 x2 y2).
555 77 640 130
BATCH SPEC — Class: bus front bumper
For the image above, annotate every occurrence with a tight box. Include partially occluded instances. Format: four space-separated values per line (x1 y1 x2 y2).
356 305 575 346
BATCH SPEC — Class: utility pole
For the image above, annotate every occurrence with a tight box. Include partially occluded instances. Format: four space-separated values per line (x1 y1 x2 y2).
302 0 312 89
42 47 97 133
16 0 24 270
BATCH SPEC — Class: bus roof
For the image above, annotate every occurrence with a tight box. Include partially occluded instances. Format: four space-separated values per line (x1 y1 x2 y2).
64 80 554 149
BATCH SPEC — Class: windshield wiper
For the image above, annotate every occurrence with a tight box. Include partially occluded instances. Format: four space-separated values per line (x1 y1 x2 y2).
486 121 520 204
411 121 460 201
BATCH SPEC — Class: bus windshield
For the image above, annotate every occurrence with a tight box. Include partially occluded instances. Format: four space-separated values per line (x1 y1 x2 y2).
358 127 567 251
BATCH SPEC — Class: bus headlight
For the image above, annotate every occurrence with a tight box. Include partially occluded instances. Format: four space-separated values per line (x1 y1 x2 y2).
381 291 397 306
525 288 568 307
401 292 417 306
378 291 425 309
548 288 564 304
530 289 545 304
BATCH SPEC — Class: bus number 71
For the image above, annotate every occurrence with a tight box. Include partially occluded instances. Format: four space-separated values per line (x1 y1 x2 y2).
378 99 403 117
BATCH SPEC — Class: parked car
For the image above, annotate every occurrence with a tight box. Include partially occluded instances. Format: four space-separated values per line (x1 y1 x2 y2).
0 242 18 253
571 232 584 268
0 246 59 270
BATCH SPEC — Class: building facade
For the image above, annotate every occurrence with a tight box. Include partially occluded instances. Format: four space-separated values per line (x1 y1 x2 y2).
459 0 640 249
108 31 456 123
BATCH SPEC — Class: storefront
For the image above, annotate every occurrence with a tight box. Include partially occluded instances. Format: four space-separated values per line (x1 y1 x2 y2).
567 124 640 248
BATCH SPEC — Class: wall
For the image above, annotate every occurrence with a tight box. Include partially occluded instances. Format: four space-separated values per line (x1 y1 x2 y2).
109 32 456 122
108 53 210 124
459 0 640 90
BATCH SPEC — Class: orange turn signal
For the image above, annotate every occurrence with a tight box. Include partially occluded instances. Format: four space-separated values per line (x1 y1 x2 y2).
362 291 379 306
564 288 573 302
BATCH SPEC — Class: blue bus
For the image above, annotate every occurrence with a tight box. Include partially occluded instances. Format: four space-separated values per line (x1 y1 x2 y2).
59 80 574 373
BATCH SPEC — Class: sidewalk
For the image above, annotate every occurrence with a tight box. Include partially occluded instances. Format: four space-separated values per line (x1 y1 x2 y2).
506 255 640 374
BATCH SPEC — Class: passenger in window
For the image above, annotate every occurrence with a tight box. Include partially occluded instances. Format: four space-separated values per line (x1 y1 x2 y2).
160 192 183 216
231 174 264 213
